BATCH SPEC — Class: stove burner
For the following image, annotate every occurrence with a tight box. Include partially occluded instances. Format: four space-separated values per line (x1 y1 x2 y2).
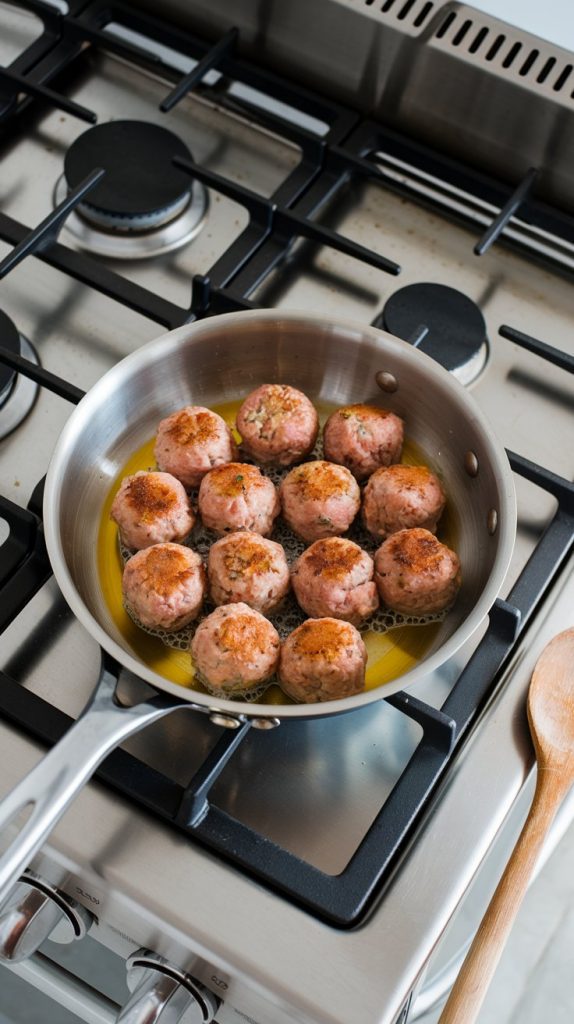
0 312 39 440
65 120 194 229
382 283 488 384
58 121 208 258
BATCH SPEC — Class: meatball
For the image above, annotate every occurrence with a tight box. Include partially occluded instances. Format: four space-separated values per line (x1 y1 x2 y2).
291 538 378 626
208 532 290 614
362 464 446 541
198 462 279 537
154 406 238 488
323 403 404 480
191 603 280 695
374 528 461 615
279 618 367 703
122 543 206 631
279 460 360 543
111 471 195 551
236 384 318 466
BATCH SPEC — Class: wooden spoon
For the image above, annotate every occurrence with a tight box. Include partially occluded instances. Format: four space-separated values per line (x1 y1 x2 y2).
439 627 574 1024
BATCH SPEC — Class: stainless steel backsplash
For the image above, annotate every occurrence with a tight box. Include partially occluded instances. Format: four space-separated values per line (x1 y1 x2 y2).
131 0 574 212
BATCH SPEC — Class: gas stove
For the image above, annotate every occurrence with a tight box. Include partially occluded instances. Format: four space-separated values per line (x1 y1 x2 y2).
0 2 573 1023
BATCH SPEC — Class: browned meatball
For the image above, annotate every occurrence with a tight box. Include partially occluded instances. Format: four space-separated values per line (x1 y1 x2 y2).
236 384 318 466
110 471 195 551
279 618 367 703
279 460 360 543
362 465 446 541
374 528 461 615
154 406 238 488
198 463 279 536
291 538 378 626
208 531 290 614
323 404 404 480
191 603 280 695
122 543 206 631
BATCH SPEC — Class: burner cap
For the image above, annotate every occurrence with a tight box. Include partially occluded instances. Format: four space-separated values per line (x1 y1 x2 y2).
0 309 20 402
64 121 193 226
382 283 488 383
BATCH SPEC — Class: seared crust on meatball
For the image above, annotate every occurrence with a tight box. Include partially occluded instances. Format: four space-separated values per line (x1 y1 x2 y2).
208 532 290 614
279 460 360 543
198 462 279 536
236 384 318 466
374 528 461 615
291 538 378 626
323 403 404 480
191 603 280 694
363 465 446 541
279 617 367 703
111 471 195 551
122 543 206 630
154 406 238 488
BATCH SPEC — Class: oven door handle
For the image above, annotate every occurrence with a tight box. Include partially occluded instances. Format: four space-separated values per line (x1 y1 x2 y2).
2 950 120 1023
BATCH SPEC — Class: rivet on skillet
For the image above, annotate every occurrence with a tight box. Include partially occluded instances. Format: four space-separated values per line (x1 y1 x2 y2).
251 717 281 730
487 509 498 535
464 451 479 477
375 370 398 393
209 713 242 729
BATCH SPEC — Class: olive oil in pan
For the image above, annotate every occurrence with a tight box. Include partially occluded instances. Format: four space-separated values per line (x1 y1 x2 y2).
97 400 454 705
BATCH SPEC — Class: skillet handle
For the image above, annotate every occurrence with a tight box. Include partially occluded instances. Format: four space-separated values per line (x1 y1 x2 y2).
0 655 194 908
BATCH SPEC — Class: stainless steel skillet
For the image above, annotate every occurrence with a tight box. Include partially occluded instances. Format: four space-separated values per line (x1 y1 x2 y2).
0 310 516 905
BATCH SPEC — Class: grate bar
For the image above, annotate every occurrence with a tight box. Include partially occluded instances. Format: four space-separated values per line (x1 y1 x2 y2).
0 169 105 281
0 346 85 405
160 27 238 112
474 167 538 256
174 156 401 275
499 324 574 374
0 499 50 635
0 212 189 328
0 67 96 124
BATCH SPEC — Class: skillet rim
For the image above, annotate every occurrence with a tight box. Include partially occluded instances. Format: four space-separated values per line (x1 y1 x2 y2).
43 309 517 719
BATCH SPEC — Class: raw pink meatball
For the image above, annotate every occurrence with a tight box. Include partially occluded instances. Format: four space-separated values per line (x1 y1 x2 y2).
291 538 378 626
362 465 446 541
122 543 206 631
279 460 360 543
110 471 195 551
279 618 367 703
154 406 238 488
374 528 461 615
208 532 289 614
198 463 279 536
236 384 318 466
323 403 404 480
191 603 280 695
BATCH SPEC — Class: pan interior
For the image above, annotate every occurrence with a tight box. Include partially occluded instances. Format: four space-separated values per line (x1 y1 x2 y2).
96 402 452 705
47 312 514 715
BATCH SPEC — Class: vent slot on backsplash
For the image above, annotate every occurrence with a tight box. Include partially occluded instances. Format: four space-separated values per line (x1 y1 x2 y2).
362 0 435 29
433 7 574 99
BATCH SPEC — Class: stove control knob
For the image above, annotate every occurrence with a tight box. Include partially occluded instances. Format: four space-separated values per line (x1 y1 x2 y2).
119 949 219 1024
0 874 92 964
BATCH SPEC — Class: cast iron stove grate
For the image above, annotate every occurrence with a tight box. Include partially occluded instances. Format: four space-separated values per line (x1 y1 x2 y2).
0 0 573 927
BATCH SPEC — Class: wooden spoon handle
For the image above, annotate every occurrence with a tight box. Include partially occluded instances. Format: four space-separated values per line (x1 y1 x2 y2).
439 768 565 1024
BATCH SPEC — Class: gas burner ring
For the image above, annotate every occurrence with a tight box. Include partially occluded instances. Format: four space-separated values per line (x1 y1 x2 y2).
0 334 39 441
77 189 193 232
54 174 208 259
